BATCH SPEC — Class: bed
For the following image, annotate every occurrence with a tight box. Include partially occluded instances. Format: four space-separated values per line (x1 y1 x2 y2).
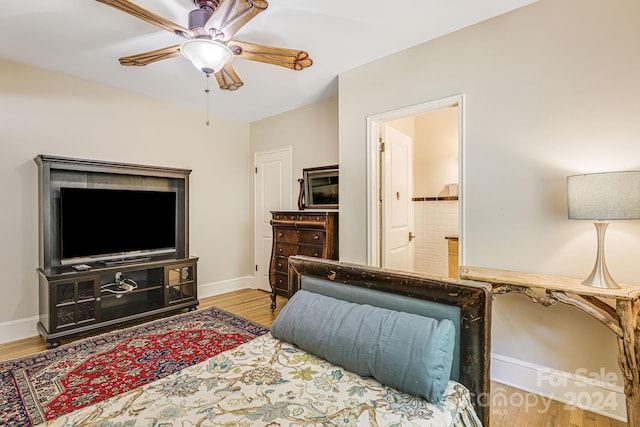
39 256 492 426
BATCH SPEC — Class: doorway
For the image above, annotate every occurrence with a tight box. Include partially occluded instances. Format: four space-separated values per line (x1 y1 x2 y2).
366 95 464 277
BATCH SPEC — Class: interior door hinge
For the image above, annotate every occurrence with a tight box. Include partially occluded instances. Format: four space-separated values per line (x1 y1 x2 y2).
255 264 258 272
255 167 258 173
379 140 385 153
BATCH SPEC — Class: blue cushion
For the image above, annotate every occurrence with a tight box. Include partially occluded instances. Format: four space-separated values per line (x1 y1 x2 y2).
270 290 455 402
300 275 461 381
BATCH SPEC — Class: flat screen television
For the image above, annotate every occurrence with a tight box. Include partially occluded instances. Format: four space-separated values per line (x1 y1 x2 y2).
60 187 177 264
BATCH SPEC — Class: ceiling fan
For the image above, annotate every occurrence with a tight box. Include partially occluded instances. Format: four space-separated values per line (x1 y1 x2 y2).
96 0 313 91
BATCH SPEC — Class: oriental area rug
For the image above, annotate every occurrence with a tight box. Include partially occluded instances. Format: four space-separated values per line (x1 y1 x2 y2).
0 306 269 427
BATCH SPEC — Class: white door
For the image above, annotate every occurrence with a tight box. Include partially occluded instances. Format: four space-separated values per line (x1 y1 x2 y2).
382 125 414 271
254 148 292 291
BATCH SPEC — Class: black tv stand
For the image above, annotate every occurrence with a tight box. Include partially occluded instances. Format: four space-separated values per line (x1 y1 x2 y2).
34 155 196 348
104 256 152 266
37 256 199 348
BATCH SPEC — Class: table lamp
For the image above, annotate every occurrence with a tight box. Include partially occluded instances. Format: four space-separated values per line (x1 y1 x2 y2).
567 171 640 289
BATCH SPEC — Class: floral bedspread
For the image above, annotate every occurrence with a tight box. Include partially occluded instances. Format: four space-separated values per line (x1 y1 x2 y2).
39 333 482 427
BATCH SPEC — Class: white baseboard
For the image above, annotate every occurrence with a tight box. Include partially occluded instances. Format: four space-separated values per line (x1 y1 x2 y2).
491 353 627 422
0 276 256 345
197 276 255 299
0 315 40 344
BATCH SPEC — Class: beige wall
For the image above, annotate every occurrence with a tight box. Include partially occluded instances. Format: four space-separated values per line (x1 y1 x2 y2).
248 96 338 277
0 59 251 338
249 96 338 248
387 109 458 198
387 117 415 141
339 0 640 393
414 108 458 197
250 96 339 197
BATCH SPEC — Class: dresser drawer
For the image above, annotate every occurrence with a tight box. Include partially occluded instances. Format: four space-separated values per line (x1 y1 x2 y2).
274 229 297 242
274 256 288 273
297 245 323 258
275 228 325 244
272 213 306 221
298 230 325 244
274 242 323 258
272 213 327 222
297 213 327 222
272 272 288 291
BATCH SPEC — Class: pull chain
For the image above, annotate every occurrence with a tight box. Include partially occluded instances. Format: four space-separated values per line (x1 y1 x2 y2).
205 73 211 126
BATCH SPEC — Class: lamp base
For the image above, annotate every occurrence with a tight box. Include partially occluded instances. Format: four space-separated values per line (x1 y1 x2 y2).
582 222 621 289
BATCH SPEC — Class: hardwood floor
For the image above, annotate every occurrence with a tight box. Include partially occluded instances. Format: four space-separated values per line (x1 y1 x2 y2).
0 289 626 427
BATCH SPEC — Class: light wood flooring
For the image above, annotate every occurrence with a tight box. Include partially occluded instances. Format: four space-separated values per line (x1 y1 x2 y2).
0 289 627 427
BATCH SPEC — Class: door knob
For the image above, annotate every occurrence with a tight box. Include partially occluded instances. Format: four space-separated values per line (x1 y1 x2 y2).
409 232 416 241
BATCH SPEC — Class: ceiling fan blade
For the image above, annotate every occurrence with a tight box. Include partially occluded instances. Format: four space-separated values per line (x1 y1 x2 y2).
227 40 312 70
119 45 182 66
215 64 244 91
96 0 193 38
206 0 268 41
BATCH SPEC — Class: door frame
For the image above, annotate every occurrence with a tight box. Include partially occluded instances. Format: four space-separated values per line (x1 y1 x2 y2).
365 94 465 268
253 146 292 291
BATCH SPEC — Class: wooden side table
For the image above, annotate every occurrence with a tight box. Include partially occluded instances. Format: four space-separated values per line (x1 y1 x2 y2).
459 266 640 426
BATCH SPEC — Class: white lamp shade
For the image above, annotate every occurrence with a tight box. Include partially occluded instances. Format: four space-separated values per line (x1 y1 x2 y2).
567 171 640 220
180 39 233 75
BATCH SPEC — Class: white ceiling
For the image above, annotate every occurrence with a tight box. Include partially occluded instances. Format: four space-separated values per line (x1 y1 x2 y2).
0 0 536 122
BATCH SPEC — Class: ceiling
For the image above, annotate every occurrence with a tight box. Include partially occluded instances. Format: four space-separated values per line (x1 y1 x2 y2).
0 0 536 122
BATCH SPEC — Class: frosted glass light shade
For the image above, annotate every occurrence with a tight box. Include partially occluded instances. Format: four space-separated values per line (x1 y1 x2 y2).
567 171 640 220
180 39 233 75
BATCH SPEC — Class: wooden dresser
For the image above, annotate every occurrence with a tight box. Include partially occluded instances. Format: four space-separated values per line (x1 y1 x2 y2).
269 211 338 310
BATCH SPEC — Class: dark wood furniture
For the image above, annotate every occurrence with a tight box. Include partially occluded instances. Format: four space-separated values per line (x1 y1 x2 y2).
34 155 198 347
268 211 338 310
288 256 492 427
37 257 198 348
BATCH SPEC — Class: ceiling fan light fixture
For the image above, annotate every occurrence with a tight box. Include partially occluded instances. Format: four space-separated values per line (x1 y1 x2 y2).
180 39 233 75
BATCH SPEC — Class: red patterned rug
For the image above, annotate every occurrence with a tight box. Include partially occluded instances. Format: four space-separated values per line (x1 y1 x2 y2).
0 306 268 426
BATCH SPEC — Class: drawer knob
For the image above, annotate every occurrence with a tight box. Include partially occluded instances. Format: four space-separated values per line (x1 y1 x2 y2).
314 252 319 257
278 262 282 267
314 235 319 240
279 248 283 252
278 232 283 237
